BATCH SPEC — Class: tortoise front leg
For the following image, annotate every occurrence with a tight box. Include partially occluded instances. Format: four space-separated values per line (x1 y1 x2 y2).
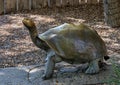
42 50 62 80
42 50 55 80
42 56 55 80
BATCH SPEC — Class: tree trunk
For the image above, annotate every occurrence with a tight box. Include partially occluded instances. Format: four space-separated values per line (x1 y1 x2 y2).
103 0 120 27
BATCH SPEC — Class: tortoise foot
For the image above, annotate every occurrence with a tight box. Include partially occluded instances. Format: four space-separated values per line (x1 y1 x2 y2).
85 60 99 74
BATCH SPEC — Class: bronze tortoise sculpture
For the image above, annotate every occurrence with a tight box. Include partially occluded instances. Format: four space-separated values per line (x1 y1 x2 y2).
22 18 109 80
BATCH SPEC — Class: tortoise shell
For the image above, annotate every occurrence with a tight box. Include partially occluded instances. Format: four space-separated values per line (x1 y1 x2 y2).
39 23 107 62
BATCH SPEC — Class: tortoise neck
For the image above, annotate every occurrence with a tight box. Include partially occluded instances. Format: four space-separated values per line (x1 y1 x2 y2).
28 26 50 51
28 27 39 47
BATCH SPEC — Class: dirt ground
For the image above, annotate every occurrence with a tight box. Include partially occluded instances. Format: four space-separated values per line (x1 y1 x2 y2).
0 4 120 68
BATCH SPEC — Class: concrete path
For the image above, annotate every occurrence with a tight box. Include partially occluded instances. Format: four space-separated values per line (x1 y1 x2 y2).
0 66 32 85
0 65 46 85
0 64 112 85
0 53 119 85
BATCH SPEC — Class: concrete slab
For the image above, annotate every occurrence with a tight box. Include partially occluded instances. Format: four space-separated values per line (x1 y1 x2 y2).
0 53 119 85
0 64 113 85
0 66 33 85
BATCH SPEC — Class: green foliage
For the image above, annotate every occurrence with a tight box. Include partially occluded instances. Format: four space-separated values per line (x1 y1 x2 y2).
107 62 120 85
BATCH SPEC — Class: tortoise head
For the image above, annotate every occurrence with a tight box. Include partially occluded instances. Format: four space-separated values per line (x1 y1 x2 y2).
22 18 36 31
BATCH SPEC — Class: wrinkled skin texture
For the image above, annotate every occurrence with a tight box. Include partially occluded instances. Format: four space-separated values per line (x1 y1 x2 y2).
22 18 108 80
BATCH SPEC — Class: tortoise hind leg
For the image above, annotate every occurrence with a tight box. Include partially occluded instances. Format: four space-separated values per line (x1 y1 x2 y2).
85 59 100 74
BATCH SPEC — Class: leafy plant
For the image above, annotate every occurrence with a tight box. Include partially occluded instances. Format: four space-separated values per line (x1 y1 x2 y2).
107 62 120 85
